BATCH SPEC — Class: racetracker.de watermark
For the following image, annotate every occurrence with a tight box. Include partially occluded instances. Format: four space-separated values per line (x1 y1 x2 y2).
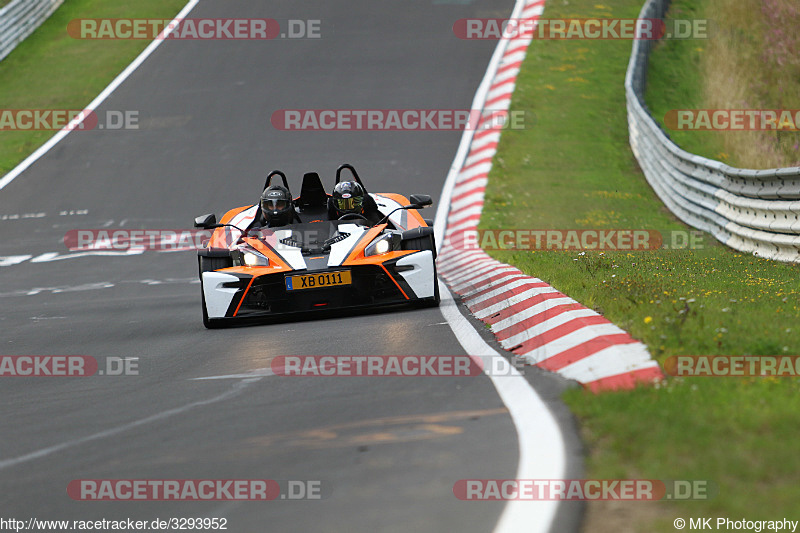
64 229 213 252
67 479 330 501
0 356 138 377
271 355 525 377
270 109 532 131
453 18 710 40
67 18 321 39
0 110 138 131
445 229 705 251
664 356 800 377
64 228 707 252
64 227 397 252
665 109 800 131
453 479 714 500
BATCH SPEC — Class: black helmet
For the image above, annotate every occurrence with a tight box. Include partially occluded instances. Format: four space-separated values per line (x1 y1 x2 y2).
331 181 365 217
260 185 294 227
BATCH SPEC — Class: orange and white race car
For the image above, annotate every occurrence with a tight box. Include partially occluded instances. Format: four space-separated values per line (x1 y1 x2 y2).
193 164 439 328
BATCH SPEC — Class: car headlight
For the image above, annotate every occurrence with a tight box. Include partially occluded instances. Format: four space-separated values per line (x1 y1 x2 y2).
365 234 395 257
233 245 269 267
243 250 269 266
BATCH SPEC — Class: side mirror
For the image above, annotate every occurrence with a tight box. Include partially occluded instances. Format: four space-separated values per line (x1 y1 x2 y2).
194 213 217 229
409 194 432 208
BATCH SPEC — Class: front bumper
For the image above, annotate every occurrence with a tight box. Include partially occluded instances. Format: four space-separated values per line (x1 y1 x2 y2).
202 251 435 319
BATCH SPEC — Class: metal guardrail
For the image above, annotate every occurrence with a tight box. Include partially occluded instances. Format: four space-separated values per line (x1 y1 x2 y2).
0 0 63 62
626 0 800 262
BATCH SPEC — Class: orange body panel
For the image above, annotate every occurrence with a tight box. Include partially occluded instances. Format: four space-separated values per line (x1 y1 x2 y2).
376 193 427 229
208 205 253 249
241 237 292 271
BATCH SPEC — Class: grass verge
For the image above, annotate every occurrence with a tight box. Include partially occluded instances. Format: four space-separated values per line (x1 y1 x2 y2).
479 0 800 529
645 0 800 168
0 0 188 176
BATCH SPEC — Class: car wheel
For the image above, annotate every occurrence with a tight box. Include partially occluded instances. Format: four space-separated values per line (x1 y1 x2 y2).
402 233 437 259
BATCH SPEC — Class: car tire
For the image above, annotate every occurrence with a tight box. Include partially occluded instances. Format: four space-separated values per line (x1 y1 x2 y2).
402 233 437 259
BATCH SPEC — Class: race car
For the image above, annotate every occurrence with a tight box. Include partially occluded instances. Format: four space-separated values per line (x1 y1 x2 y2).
194 164 439 328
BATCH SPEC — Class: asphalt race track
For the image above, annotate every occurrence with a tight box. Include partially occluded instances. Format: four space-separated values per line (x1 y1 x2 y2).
0 1 581 531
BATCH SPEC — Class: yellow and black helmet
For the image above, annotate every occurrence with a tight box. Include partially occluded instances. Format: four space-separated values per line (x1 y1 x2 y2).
331 181 365 216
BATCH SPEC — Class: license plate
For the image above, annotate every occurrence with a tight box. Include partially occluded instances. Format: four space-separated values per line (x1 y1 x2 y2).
285 271 352 291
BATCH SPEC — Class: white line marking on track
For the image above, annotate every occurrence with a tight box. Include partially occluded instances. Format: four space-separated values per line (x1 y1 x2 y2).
0 377 261 471
0 255 32 266
30 250 144 263
0 212 46 220
438 281 565 533
192 368 275 380
0 278 199 298
0 249 207 267
23 282 114 296
0 0 201 192
433 0 567 528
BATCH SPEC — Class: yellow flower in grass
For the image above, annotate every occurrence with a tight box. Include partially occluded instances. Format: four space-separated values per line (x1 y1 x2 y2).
644 316 653 324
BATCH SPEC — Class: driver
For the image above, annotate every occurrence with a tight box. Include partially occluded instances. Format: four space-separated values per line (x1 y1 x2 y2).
329 181 381 223
260 185 298 227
